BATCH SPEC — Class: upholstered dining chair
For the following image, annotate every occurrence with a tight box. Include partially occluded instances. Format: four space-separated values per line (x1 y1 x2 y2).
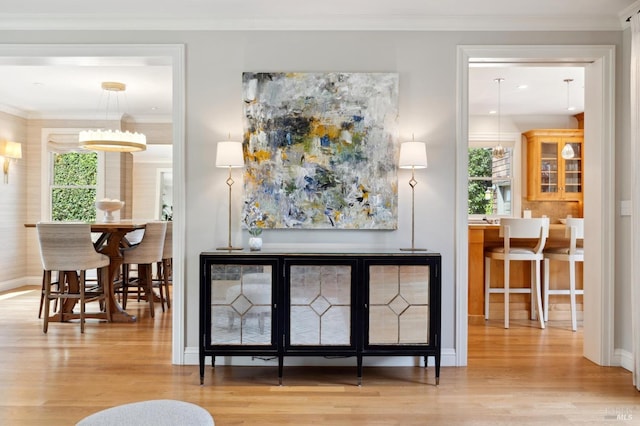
543 218 584 331
484 217 549 329
154 220 172 311
38 270 63 319
120 221 167 318
36 222 111 333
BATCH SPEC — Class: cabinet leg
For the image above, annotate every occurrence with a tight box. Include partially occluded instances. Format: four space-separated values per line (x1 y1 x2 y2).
211 355 215 368
199 349 205 385
278 355 283 386
435 354 441 386
357 355 363 386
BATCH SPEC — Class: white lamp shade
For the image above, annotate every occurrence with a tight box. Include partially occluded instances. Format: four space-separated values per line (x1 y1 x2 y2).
0 140 22 159
399 141 427 169
215 141 244 168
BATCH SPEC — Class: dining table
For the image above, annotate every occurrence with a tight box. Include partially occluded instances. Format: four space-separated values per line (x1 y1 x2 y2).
26 220 148 323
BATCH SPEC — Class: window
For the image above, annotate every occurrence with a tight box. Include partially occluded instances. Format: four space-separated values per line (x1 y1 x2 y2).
50 151 98 221
42 130 106 221
468 145 513 217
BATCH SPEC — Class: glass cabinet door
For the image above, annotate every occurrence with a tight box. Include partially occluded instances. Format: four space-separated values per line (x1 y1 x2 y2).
562 142 582 194
368 264 430 345
289 264 352 346
540 141 559 194
209 264 273 345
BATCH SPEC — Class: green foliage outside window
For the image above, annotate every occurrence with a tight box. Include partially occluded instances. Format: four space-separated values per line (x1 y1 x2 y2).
468 148 492 215
52 188 97 221
51 152 98 222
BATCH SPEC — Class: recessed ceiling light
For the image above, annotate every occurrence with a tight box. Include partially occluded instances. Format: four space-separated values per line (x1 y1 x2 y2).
517 84 528 89
489 110 497 114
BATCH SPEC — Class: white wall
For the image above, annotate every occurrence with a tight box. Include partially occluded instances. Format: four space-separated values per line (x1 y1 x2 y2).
132 162 172 219
0 29 629 365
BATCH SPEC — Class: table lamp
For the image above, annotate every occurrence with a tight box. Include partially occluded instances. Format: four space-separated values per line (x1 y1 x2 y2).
215 140 244 250
399 140 428 251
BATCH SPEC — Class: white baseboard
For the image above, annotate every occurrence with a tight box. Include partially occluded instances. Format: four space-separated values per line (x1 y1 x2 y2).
614 348 634 372
182 346 457 367
0 276 39 293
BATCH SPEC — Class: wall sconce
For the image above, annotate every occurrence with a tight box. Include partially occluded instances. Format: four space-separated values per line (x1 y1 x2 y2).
215 140 245 251
0 140 22 183
398 139 428 251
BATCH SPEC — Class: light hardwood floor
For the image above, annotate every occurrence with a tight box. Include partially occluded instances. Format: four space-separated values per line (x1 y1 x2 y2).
0 286 637 425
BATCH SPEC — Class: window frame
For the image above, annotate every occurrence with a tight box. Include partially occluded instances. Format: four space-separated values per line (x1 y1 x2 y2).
468 132 522 220
41 128 105 221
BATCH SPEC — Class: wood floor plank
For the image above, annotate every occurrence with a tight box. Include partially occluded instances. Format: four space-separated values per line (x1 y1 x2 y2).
0 286 637 425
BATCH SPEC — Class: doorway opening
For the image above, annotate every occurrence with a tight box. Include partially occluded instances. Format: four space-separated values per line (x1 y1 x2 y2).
456 45 615 367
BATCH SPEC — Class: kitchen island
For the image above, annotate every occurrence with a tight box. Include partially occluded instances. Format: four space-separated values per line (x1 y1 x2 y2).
468 223 583 324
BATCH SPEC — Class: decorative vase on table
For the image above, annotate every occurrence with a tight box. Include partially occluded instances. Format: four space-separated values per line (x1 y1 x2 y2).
95 199 125 223
248 237 263 251
248 227 263 251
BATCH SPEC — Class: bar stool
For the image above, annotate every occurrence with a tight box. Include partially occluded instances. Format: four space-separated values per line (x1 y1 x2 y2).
543 218 584 331
120 221 167 318
485 218 549 329
36 222 111 333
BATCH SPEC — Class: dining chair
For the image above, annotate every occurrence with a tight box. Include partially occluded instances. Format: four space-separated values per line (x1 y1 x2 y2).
38 270 63 319
484 218 549 329
154 221 172 311
120 221 167 318
543 218 584 331
36 222 111 333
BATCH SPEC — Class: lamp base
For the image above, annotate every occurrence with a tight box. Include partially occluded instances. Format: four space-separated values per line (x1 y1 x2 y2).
400 247 428 251
216 246 243 251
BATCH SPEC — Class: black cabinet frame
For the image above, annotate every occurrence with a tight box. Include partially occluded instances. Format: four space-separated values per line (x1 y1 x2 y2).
199 250 441 386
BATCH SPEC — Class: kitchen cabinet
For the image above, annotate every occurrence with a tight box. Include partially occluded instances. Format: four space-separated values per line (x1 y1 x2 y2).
199 249 441 386
523 129 583 202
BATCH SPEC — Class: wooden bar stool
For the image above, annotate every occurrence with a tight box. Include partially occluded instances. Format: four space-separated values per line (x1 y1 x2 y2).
484 218 549 329
36 222 111 333
544 218 584 331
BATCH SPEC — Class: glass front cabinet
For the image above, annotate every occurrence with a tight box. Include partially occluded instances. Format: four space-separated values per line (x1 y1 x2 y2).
523 129 584 202
200 251 441 386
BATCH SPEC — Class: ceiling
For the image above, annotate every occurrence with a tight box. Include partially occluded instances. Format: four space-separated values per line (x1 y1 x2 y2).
0 0 635 30
0 1 632 123
469 66 585 117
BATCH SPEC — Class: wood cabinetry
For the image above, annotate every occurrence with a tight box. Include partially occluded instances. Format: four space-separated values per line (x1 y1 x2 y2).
199 249 441 385
523 129 583 202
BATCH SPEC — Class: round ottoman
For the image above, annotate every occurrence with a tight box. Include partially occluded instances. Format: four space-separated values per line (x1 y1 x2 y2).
76 399 214 425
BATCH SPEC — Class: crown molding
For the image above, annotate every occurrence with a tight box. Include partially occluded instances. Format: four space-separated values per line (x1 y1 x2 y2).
619 0 640 29
0 104 28 119
0 105 172 123
0 14 626 32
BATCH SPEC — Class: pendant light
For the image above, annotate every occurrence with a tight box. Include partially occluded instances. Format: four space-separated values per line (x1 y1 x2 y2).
561 78 575 160
492 78 505 159
79 82 147 152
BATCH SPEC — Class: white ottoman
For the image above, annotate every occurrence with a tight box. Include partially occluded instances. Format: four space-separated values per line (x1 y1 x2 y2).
76 399 214 426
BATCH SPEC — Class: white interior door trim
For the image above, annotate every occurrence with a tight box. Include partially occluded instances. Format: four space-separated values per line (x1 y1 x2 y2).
456 45 615 366
0 43 186 364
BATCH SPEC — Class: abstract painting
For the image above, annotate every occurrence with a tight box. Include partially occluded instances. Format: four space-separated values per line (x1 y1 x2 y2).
242 72 399 230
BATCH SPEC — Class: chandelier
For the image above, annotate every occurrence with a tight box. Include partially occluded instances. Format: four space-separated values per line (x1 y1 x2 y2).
561 78 575 159
492 78 505 159
79 82 147 152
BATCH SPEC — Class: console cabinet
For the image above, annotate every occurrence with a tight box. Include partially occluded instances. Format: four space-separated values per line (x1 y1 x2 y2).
199 250 441 385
